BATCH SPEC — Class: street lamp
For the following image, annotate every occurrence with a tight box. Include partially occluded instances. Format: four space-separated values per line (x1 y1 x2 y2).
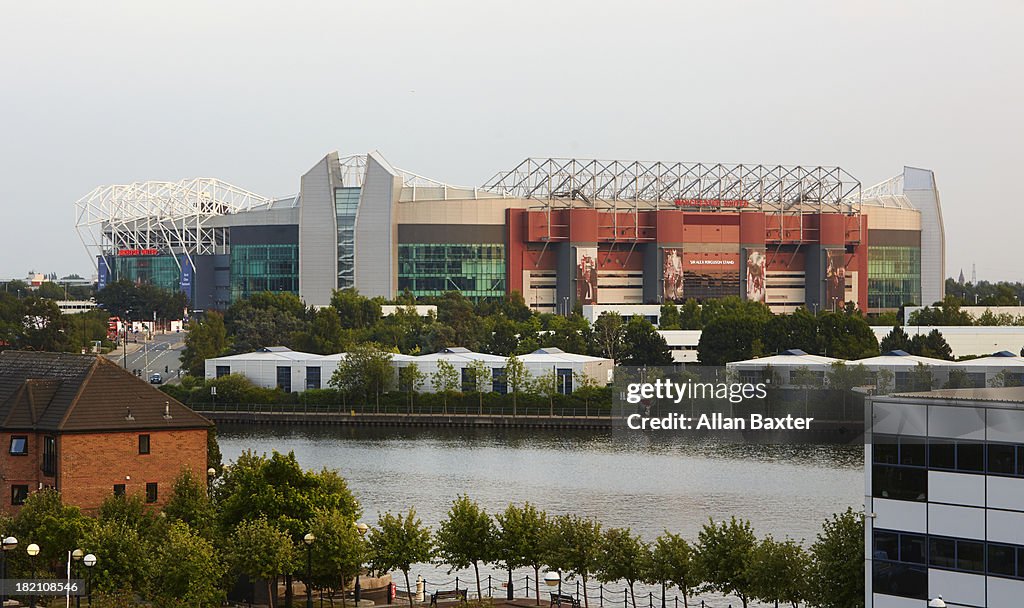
1 536 17 605
355 523 369 605
928 597 946 608
544 570 562 597
83 553 97 607
26 543 40 608
72 549 84 608
207 467 216 495
303 533 315 608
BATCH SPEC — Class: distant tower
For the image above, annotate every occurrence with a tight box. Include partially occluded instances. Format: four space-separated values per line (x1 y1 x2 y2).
972 263 977 285
958 269 965 285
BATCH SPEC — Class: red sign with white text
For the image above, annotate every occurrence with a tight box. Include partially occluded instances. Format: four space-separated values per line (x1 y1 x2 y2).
117 248 159 256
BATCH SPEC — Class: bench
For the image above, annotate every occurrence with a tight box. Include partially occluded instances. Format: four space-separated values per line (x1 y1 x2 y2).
429 588 468 607
550 592 581 608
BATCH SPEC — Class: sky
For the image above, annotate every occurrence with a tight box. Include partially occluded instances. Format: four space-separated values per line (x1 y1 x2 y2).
1 0 1021 282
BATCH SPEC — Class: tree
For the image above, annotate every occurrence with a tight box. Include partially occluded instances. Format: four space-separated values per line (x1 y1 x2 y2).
505 354 531 416
225 294 307 353
807 508 863 608
434 495 495 600
226 517 296 608
908 362 935 391
875 368 895 395
465 359 492 414
432 360 461 414
825 362 871 391
572 371 602 415
659 304 682 330
878 324 911 353
944 368 976 389
181 312 228 377
990 368 1023 388
815 309 879 359
330 289 382 330
694 517 757 608
596 527 646 608
747 536 808 608
644 532 696 608
367 509 433 608
697 314 766 366
83 519 152 597
150 521 226 607
620 316 673 366
293 307 346 354
591 312 625 360
329 343 394 410
544 515 602 608
307 509 368 606
11 489 91 570
532 367 560 416
678 299 703 329
494 503 549 605
163 468 218 541
908 329 953 360
398 363 427 413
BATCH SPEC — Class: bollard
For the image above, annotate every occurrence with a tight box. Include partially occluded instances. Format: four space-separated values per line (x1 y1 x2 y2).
648 591 653 608
416 576 424 603
599 585 603 607
577 581 581 598
624 588 628 608
456 577 460 592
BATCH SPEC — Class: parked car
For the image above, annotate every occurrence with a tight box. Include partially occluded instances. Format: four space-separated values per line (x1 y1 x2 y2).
149 373 163 384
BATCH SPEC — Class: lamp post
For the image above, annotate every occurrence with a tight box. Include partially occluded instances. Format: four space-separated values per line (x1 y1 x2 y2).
544 570 561 598
355 522 368 605
1 536 17 605
26 543 40 608
303 533 315 608
83 553 97 607
72 549 84 608
207 467 216 496
928 597 946 608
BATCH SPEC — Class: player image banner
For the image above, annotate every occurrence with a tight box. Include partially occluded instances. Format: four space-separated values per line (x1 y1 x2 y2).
745 248 766 302
576 246 598 305
662 248 684 302
825 249 846 311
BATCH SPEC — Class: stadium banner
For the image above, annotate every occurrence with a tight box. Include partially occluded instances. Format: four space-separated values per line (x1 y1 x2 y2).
662 248 684 302
744 248 767 303
575 247 598 305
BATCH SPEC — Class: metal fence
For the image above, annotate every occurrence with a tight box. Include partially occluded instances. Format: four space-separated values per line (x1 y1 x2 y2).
192 402 611 418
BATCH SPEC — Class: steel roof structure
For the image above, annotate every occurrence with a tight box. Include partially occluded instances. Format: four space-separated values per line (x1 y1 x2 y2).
482 157 862 214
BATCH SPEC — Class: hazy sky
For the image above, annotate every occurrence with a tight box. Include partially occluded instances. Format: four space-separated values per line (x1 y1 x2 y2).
1 1 1021 282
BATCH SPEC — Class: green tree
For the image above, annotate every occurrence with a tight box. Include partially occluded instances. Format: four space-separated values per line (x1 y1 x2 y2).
678 299 703 329
908 329 953 360
878 324 911 353
11 489 91 571
163 468 218 541
544 515 602 608
494 503 549 605
434 495 495 599
694 517 757 608
596 527 646 608
83 519 152 596
591 312 625 360
825 362 871 391
944 368 975 389
398 363 427 413
572 371 602 415
150 521 226 607
659 304 682 330
620 316 674 366
329 342 394 410
330 288 383 330
747 536 808 608
875 368 895 395
226 517 296 608
644 532 697 608
505 354 531 416
532 367 560 416
908 362 935 391
181 312 228 377
224 293 307 353
807 509 863 608
990 368 1023 388
465 359 492 414
367 509 433 608
293 307 346 354
432 360 461 414
307 509 368 605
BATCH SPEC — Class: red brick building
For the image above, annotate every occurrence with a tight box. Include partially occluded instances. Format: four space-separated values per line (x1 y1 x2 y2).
0 351 212 513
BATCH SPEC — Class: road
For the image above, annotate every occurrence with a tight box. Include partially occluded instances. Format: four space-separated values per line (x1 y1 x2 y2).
106 331 187 385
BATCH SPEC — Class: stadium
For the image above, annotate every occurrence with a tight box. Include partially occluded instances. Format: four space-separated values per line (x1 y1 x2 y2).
74 151 944 314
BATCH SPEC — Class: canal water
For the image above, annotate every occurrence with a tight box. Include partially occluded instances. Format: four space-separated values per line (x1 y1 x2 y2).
218 426 864 605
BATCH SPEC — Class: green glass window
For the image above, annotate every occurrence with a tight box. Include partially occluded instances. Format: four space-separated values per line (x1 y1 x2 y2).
398 243 505 301
229 244 299 302
110 255 180 293
868 246 921 309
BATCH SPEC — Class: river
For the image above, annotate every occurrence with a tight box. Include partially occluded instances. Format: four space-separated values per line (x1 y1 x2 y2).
218 425 864 605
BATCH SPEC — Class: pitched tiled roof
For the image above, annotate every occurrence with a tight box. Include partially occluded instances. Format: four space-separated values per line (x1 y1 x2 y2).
0 351 211 432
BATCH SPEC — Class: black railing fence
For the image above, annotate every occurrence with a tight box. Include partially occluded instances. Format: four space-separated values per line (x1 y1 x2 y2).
406 574 776 608
193 401 611 418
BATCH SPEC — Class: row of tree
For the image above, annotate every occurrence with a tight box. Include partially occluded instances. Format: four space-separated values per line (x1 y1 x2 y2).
909 295 1024 327
2 450 862 608
0 292 112 352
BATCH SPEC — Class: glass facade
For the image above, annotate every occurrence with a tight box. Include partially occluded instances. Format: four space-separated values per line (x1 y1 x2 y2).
868 245 921 309
398 243 505 300
110 255 180 293
335 187 361 289
229 243 299 301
